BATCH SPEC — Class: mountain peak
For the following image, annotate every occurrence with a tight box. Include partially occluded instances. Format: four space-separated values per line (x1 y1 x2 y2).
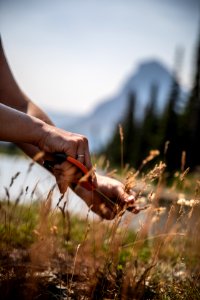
139 60 170 73
125 59 172 92
137 60 172 80
52 59 185 151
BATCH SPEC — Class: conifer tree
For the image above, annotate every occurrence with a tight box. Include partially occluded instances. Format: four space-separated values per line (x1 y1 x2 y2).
104 92 138 168
182 31 200 168
160 75 181 171
137 84 159 166
158 48 184 172
123 92 138 165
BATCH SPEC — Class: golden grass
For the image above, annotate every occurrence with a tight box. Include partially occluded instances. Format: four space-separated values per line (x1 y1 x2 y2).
0 153 200 299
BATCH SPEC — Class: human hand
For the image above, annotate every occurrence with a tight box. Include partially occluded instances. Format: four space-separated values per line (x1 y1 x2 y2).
38 124 92 169
52 159 84 193
75 174 139 220
35 123 94 192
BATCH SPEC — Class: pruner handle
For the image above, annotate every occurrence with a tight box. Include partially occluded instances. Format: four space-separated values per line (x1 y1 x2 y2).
43 152 67 170
43 152 93 191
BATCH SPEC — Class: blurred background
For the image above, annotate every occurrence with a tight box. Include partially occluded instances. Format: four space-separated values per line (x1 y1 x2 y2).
1 2 200 297
0 0 200 172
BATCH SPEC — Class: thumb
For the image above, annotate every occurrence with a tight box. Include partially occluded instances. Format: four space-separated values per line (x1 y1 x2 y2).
117 186 135 205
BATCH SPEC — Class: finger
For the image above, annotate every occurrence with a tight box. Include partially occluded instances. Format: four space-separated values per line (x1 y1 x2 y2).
53 162 82 193
56 175 69 194
124 194 135 206
63 137 78 159
75 136 89 164
76 140 85 164
76 154 85 163
127 206 141 214
91 171 97 188
115 186 135 206
77 138 96 186
83 138 92 170
53 164 82 181
55 171 83 194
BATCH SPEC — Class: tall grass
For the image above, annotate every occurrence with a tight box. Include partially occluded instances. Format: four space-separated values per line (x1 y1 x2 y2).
0 154 200 299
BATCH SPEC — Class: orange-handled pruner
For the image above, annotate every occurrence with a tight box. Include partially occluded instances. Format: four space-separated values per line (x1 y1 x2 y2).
44 154 147 214
43 152 94 191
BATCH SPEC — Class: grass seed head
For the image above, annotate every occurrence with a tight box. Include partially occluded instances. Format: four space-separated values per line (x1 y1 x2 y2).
142 150 160 166
146 162 166 182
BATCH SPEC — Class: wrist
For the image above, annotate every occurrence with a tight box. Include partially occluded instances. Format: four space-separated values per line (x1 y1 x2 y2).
35 121 54 152
0 103 48 146
27 115 46 147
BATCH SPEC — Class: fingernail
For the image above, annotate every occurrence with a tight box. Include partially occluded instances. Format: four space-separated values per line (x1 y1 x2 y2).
126 195 135 202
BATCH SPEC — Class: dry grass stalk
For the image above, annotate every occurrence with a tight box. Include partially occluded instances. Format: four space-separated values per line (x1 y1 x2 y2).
9 171 20 188
32 151 45 162
106 168 118 177
1 150 200 299
119 124 124 171
124 170 139 192
30 188 55 267
141 150 160 169
69 243 81 291
164 140 170 155
145 161 166 182
195 180 200 199
180 167 190 182
58 200 71 241
181 150 186 172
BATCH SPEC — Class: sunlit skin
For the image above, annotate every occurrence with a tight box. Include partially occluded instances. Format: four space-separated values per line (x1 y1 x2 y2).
0 37 137 219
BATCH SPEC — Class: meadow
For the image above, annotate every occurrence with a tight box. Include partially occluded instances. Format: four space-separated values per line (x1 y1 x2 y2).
0 153 200 300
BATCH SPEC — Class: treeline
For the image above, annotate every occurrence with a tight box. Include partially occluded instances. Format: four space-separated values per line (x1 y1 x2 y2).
103 33 200 173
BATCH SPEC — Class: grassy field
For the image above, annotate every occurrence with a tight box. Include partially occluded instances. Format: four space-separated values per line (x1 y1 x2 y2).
0 156 200 299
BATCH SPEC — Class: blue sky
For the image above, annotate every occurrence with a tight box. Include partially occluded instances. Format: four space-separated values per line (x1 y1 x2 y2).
0 0 199 114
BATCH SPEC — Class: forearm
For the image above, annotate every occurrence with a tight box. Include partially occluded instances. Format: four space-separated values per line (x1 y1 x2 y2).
0 37 54 157
17 101 54 158
0 38 93 194
0 103 45 145
27 100 54 125
0 37 54 123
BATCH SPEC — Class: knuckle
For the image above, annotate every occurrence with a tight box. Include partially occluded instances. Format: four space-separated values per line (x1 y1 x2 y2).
70 140 77 148
82 135 88 144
